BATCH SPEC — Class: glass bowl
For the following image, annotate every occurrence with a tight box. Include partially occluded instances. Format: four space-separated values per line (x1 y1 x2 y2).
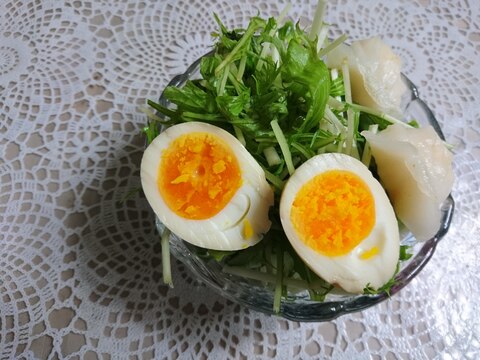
153 52 455 322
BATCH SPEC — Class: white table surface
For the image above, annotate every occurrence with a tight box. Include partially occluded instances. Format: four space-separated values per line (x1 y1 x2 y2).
1 0 479 358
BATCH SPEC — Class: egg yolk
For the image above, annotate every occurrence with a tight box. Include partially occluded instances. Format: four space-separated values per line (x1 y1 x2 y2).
158 132 242 220
291 170 375 256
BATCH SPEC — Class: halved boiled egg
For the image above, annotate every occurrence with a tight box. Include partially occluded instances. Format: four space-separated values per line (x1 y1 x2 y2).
279 153 399 293
141 122 274 251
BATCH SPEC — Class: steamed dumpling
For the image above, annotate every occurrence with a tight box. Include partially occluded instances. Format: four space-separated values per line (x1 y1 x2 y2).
325 37 406 117
362 124 454 241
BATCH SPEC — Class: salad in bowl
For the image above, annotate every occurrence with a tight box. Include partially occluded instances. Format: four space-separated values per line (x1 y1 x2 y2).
139 1 454 321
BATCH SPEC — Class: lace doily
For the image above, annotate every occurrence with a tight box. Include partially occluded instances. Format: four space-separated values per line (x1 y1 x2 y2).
1 0 479 358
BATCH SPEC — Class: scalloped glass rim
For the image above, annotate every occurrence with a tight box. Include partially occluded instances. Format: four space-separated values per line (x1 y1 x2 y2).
153 52 455 322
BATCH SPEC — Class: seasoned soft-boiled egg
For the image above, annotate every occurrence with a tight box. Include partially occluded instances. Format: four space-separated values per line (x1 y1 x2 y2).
279 153 399 293
141 122 274 251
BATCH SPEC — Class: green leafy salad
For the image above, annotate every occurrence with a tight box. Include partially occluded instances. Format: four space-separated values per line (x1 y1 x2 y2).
138 1 447 313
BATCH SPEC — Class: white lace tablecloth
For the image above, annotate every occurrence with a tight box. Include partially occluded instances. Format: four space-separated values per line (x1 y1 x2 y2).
1 0 479 358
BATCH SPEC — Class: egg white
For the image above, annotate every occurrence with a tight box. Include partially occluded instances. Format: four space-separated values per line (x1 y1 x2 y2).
279 153 400 293
141 122 274 251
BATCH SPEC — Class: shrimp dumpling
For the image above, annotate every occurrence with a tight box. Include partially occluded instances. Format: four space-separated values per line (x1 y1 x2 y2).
362 124 454 241
325 37 406 117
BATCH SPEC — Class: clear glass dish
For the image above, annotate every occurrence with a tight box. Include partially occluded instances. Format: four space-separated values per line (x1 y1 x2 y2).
153 52 455 322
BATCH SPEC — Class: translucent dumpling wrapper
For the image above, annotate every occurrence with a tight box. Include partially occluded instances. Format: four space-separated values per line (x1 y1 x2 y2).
325 37 406 117
362 124 454 241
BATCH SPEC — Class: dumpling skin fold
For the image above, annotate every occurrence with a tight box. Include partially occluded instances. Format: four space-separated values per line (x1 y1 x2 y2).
325 37 406 117
362 124 454 241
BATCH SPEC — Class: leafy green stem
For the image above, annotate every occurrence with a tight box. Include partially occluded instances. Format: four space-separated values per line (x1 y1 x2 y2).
273 245 284 313
161 229 173 287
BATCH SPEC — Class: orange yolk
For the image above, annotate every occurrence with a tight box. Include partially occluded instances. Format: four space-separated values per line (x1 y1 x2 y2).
291 170 375 256
158 132 242 220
